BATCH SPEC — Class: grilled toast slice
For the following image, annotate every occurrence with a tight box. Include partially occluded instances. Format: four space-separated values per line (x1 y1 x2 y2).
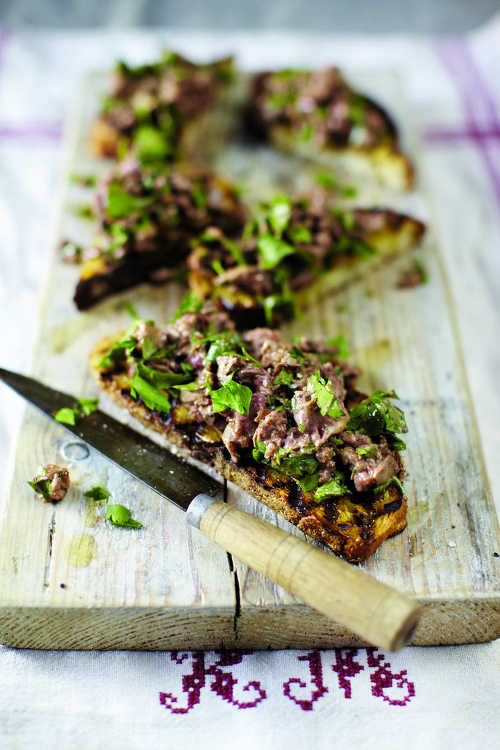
69 161 246 310
188 199 425 328
246 67 414 191
90 314 408 562
90 51 237 163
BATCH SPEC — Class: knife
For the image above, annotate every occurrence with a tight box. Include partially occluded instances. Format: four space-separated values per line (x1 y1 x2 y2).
0 367 421 650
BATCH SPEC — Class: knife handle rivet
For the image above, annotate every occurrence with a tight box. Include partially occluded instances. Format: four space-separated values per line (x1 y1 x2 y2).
61 441 90 461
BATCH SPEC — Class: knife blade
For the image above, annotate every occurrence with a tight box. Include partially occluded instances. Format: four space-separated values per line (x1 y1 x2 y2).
0 367 421 651
0 367 222 509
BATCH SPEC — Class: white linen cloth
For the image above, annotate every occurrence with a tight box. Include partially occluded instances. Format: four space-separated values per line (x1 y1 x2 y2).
0 19 499 749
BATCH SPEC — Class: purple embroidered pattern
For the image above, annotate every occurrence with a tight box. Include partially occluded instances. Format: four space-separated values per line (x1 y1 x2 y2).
159 649 415 713
283 651 328 710
159 651 266 714
367 648 415 706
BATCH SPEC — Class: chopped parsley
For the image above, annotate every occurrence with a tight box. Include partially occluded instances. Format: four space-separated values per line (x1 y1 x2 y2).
123 301 139 319
210 375 252 416
357 445 377 458
373 476 405 496
105 504 143 529
347 390 407 448
257 234 295 270
107 183 153 219
324 334 350 360
54 407 81 426
98 336 136 369
287 224 312 244
130 374 171 413
27 479 52 500
267 195 292 236
307 370 344 418
133 124 172 161
315 474 351 503
84 486 111 502
274 369 294 386
170 290 204 322
53 397 99 425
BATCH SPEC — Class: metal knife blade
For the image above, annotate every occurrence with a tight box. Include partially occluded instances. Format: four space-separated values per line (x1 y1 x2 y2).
0 367 222 510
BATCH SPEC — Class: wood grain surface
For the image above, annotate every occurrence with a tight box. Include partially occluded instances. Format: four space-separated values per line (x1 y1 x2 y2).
0 71 498 649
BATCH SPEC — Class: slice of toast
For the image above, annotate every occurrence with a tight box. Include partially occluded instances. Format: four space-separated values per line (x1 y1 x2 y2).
188 202 425 328
246 68 414 191
70 162 246 310
90 52 237 163
90 320 408 562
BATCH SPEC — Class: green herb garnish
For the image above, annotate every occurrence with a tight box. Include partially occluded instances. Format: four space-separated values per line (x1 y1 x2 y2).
107 183 153 219
105 504 143 529
325 334 349 360
274 369 294 386
27 479 52 500
77 397 99 416
267 195 292 236
373 476 405 496
257 235 295 269
357 445 377 458
54 407 81 426
130 374 171 413
315 474 351 502
307 370 344 418
170 290 204 322
133 125 172 161
84 486 111 502
210 375 252 416
347 390 407 447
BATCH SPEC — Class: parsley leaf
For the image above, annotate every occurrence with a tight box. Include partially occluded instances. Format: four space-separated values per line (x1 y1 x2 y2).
105 504 143 529
27 479 52 500
54 407 80 426
107 183 153 219
347 390 407 443
137 361 191 389
287 224 312 243
98 337 136 369
123 301 139 319
210 375 252 415
267 195 292 236
130 374 171 413
133 125 172 161
307 370 344 418
257 234 295 270
77 397 99 416
170 290 204 322
357 445 377 458
315 474 351 502
325 334 350 360
84 485 111 502
373 476 405 496
274 369 294 386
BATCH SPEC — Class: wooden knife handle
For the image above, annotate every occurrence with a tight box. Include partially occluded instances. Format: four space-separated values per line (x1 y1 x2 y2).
186 495 421 651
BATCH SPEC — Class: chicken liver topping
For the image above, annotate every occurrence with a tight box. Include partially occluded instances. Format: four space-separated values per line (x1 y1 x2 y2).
99 306 407 503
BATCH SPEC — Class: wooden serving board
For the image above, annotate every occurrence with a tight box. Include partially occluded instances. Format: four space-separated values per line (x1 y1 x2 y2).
0 70 499 650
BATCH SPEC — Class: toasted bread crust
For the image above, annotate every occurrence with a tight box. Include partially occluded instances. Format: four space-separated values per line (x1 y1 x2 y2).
90 334 407 562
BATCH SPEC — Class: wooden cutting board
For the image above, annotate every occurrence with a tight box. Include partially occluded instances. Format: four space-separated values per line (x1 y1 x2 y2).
0 71 499 650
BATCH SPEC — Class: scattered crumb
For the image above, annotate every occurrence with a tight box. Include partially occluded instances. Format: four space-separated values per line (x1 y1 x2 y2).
397 258 428 289
28 464 70 503
60 583 66 589
493 552 499 558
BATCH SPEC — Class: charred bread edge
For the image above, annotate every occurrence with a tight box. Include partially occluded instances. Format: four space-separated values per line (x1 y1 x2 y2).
90 334 407 562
